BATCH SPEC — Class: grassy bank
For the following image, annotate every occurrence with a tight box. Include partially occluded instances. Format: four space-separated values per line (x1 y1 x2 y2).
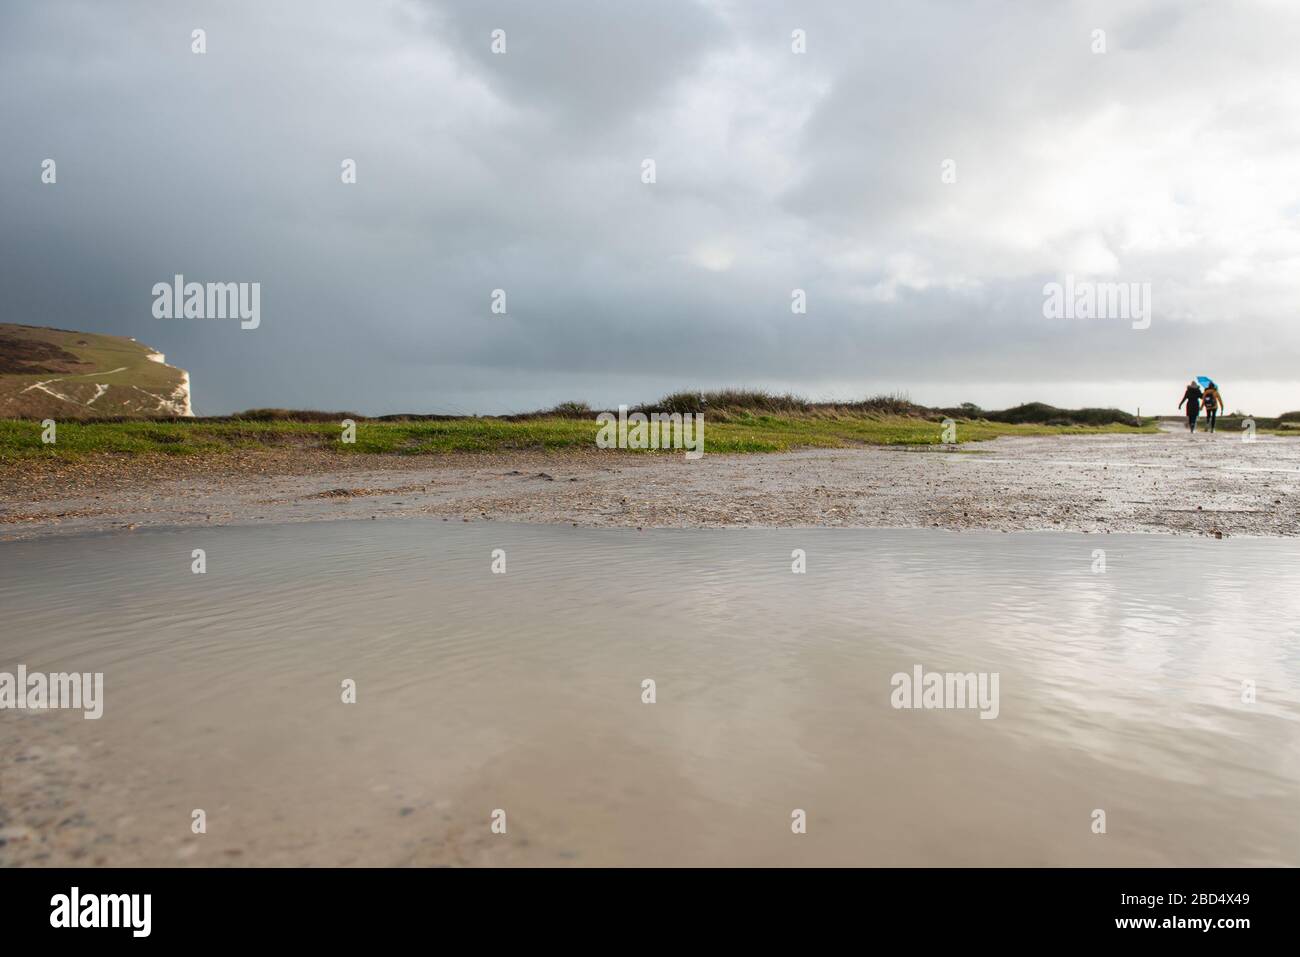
0 408 1155 459
1201 414 1300 436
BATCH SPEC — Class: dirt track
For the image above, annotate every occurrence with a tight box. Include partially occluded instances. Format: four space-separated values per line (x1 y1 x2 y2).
2 426 1298 539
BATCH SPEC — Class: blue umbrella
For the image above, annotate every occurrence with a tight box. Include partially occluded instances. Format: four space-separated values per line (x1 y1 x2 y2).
1195 375 1216 389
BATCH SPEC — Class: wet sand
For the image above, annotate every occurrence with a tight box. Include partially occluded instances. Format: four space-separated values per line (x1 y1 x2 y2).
2 426 1298 539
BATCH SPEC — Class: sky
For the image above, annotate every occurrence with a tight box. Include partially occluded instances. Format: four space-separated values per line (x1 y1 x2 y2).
3 0 1300 415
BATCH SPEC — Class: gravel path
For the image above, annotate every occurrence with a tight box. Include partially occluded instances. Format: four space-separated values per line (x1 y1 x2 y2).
3 426 1298 539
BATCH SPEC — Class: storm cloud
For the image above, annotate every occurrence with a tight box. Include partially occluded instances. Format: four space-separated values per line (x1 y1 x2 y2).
3 0 1299 414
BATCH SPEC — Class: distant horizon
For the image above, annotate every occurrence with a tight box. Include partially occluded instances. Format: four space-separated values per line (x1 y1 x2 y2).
185 375 1299 419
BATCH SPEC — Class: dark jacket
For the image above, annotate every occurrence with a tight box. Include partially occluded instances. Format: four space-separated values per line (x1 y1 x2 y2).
1180 385 1202 412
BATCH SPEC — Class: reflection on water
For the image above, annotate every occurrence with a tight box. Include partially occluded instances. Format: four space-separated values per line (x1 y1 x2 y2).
1 521 1297 866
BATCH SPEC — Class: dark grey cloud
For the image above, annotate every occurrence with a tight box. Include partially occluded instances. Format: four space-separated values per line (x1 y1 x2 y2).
2 0 1298 415
426 0 728 131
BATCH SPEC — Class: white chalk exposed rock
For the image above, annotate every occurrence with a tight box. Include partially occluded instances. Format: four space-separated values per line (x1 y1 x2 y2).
0 324 195 417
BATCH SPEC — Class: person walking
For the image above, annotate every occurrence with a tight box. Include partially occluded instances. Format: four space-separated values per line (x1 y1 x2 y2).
1201 381 1223 433
1179 379 1203 434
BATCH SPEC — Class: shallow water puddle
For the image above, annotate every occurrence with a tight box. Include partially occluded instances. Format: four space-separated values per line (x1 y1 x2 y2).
1 521 1297 865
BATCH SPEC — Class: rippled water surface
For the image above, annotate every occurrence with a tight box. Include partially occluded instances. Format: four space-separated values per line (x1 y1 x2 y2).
2 520 1298 866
